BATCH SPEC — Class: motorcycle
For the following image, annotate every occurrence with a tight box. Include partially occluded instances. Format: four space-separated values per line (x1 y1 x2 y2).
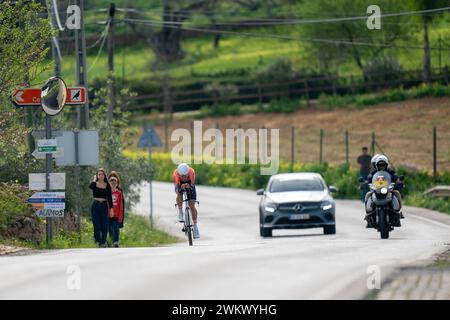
359 171 403 239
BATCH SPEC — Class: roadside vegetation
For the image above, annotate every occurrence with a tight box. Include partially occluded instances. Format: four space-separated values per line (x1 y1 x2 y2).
2 1 450 248
124 151 450 215
193 83 450 118
124 150 450 214
0 211 179 250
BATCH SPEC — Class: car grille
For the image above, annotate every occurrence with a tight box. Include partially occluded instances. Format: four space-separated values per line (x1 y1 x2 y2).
277 202 321 213
276 216 324 225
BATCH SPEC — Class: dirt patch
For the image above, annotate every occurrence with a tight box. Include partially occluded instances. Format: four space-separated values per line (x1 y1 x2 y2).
144 97 450 171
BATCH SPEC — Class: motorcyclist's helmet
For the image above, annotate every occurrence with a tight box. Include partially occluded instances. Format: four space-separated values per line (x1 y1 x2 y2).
371 154 381 169
375 155 389 171
178 163 190 176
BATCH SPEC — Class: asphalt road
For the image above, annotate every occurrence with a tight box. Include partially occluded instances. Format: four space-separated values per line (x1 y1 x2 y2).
1 181 449 300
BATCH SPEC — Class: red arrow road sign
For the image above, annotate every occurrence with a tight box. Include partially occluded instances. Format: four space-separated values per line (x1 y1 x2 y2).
11 87 86 106
11 89 41 105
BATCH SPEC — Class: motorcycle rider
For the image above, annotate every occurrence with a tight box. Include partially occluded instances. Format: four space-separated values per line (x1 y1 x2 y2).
364 155 404 228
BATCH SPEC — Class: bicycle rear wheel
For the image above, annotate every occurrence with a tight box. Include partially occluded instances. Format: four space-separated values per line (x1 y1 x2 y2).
185 207 193 246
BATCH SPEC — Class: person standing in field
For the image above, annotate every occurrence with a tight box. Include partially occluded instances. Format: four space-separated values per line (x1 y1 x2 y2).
357 147 372 201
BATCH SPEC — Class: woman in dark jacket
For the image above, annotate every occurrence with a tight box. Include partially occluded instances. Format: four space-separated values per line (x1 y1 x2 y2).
89 168 113 248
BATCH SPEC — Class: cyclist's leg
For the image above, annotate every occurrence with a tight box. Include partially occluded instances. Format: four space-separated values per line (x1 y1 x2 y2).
189 201 198 224
175 185 183 209
188 186 198 224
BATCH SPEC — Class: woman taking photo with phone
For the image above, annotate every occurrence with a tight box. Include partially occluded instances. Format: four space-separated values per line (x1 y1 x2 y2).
89 168 114 248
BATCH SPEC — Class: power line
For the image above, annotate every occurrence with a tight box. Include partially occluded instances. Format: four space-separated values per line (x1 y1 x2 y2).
48 0 65 31
126 6 450 27
86 22 109 49
122 18 450 51
88 19 110 73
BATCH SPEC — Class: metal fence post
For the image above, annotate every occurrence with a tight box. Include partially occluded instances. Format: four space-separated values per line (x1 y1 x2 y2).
345 129 349 165
320 128 324 165
433 126 437 179
371 132 376 156
291 126 295 170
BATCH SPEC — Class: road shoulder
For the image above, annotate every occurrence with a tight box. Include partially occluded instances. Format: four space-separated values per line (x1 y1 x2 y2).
370 249 450 300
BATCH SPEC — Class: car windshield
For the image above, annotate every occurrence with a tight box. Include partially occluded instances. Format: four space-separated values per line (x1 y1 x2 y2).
269 178 325 193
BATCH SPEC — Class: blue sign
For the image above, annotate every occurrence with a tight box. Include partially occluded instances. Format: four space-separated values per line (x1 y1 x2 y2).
138 126 162 148
28 198 65 203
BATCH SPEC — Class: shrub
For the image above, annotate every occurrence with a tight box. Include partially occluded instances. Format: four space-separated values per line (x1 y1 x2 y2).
197 103 242 117
267 98 303 113
254 57 299 83
318 93 354 109
0 182 34 235
363 56 403 84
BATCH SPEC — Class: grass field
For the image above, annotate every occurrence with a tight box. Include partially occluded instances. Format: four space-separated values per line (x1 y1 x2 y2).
127 96 450 172
38 19 450 88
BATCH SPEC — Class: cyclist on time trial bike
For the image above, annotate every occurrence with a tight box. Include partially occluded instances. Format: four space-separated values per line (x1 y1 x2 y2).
173 163 200 239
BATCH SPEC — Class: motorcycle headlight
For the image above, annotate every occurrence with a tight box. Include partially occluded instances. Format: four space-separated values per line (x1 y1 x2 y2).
264 201 277 213
322 201 333 211
381 187 388 195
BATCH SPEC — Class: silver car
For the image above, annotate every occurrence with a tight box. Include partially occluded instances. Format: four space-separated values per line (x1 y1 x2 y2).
257 173 337 237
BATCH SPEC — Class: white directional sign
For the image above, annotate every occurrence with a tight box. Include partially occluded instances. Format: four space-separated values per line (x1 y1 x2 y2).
37 139 58 154
35 209 64 218
29 173 66 190
32 147 64 160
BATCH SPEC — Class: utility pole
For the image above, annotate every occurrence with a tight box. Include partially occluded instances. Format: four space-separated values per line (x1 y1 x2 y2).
75 0 89 129
45 37 61 244
74 0 90 242
107 3 116 126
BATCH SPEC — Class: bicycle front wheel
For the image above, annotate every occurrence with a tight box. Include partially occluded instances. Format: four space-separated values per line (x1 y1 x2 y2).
185 207 193 246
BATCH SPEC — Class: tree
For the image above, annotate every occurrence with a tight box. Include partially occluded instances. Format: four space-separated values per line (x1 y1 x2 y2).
0 0 53 96
128 0 210 63
0 0 53 182
409 0 447 83
128 0 292 61
299 0 412 72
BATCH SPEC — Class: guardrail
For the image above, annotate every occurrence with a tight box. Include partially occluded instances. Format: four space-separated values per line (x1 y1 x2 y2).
423 186 450 198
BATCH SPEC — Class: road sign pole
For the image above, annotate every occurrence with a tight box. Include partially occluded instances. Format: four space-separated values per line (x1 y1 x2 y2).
148 126 153 226
74 129 82 241
75 0 89 129
45 115 53 243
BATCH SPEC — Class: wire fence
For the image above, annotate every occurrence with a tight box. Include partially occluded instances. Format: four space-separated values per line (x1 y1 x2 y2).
147 120 450 174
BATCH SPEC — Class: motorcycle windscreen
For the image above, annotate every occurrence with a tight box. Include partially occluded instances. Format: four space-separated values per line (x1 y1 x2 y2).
371 171 391 190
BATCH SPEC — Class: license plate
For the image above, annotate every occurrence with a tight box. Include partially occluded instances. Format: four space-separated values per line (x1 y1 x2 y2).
289 214 310 220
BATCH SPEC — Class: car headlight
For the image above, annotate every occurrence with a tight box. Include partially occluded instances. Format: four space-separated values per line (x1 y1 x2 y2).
264 201 277 213
321 201 333 211
380 187 388 194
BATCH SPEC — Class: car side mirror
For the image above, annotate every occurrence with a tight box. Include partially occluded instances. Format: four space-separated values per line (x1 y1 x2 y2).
329 186 338 193
256 189 265 196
